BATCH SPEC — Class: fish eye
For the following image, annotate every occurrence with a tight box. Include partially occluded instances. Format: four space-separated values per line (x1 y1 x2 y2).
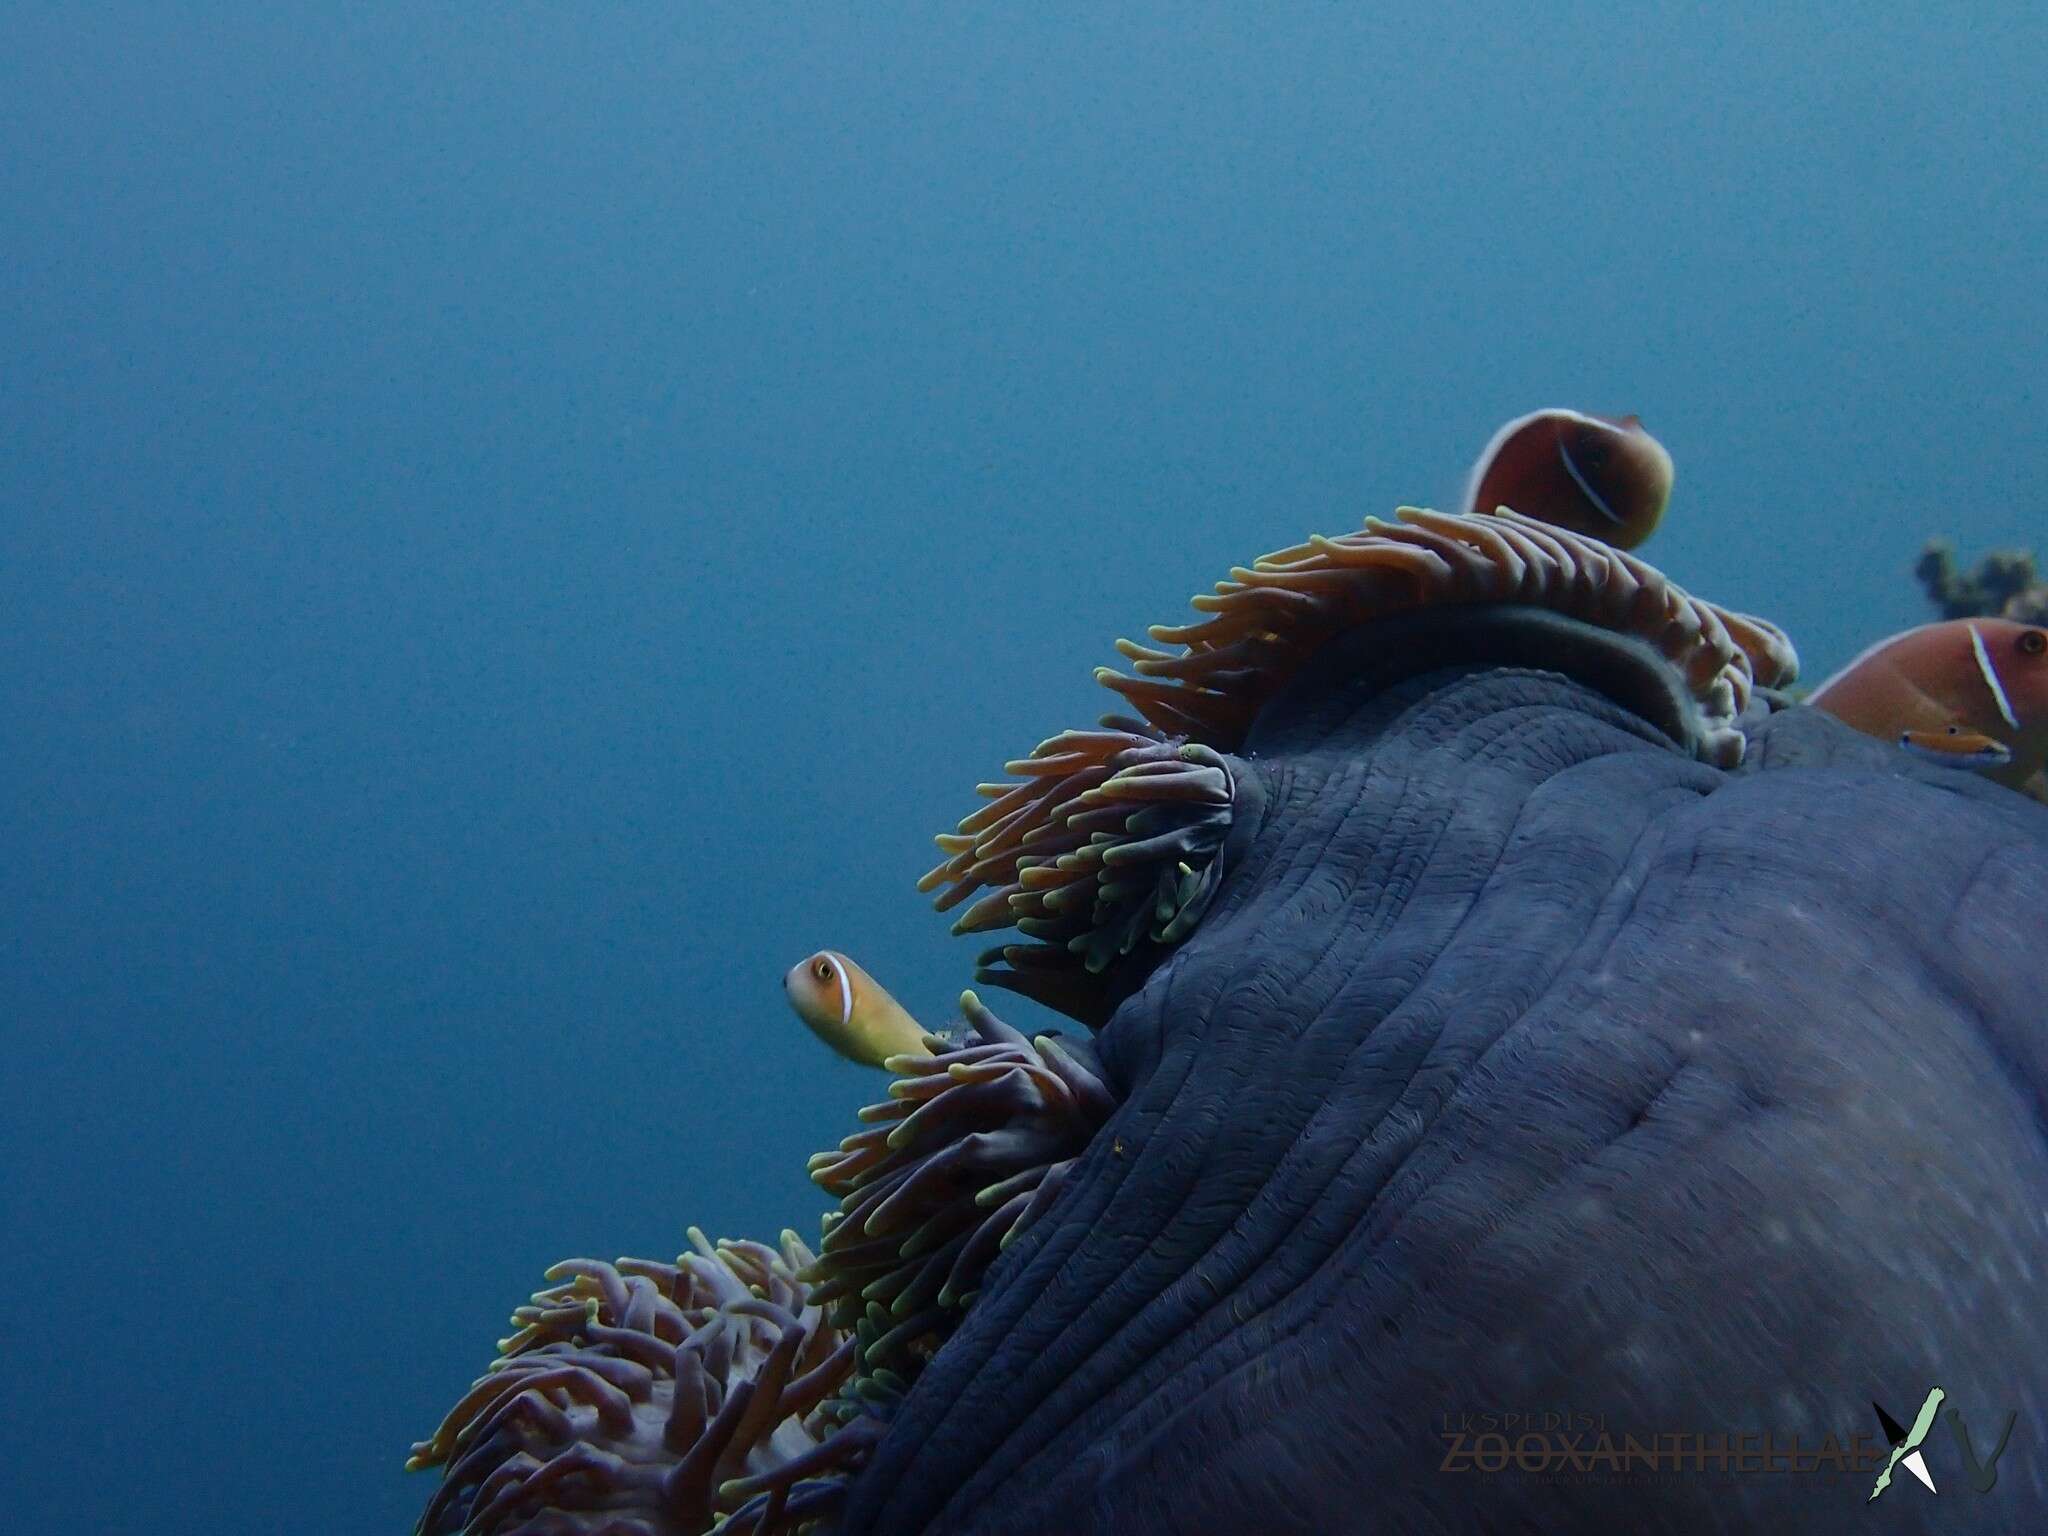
2019 629 2047 657
812 957 835 982
1572 427 1612 471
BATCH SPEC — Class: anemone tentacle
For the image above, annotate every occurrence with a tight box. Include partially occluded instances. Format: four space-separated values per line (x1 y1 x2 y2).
411 995 1118 1535
410 1230 869 1536
917 736 1237 990
1104 507 1796 756
804 992 1117 1399
923 506 1798 1020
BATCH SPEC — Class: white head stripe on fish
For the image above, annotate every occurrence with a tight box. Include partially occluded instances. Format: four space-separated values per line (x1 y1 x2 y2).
1968 624 2020 730
1556 432 1625 527
825 951 854 1025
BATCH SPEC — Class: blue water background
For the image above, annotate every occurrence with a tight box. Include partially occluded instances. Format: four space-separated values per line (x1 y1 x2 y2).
2 5 2041 1530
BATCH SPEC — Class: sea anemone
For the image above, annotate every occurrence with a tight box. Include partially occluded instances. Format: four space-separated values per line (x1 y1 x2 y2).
803 992 1117 1399
410 502 1809 1532
409 1230 877 1536
410 995 1118 1534
923 506 1798 1019
916 734 1236 1019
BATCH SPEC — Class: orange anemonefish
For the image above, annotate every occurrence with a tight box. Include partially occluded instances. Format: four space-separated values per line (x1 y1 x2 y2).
783 950 934 1069
1464 409 1675 550
1808 618 2048 792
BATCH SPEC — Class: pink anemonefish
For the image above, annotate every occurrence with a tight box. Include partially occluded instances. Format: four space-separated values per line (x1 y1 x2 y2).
783 950 934 1069
1808 618 2048 793
1464 409 1675 550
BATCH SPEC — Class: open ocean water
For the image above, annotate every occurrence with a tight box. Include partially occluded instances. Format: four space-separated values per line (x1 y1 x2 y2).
2 5 2041 1531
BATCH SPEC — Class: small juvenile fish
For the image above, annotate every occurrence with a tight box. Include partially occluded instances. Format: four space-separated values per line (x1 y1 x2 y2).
1464 408 1675 550
1898 725 2014 771
783 950 934 1069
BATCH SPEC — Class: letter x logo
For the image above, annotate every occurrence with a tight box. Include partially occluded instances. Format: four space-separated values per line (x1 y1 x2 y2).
1870 1387 2020 1502
1871 1391 1943 1497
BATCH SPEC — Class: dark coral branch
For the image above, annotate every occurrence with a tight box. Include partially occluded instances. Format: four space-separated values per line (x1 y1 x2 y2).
1917 539 2048 624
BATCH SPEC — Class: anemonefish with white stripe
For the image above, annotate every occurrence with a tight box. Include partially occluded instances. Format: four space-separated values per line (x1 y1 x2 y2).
1808 618 2048 793
783 950 935 1069
1464 409 1675 550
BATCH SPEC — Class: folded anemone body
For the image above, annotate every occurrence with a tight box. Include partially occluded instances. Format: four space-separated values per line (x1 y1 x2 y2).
922 505 1796 1022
